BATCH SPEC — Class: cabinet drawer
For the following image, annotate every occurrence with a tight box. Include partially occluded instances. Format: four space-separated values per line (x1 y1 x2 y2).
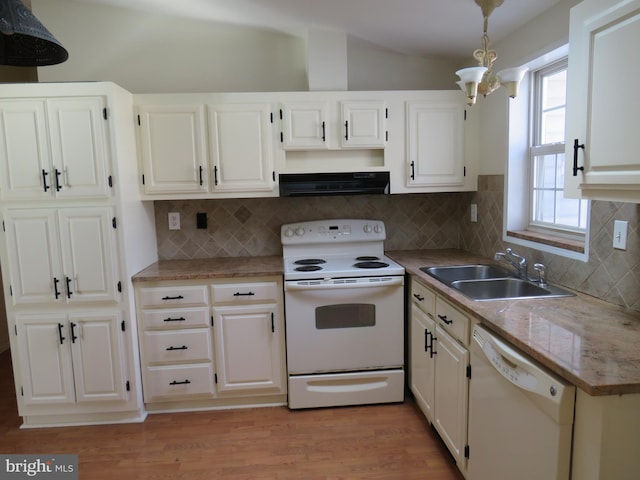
145 364 215 401
139 285 208 308
143 329 213 364
411 280 436 317
435 297 469 344
141 307 210 329
211 282 278 303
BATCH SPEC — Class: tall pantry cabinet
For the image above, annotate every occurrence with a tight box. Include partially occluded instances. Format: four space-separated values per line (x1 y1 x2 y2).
0 82 158 427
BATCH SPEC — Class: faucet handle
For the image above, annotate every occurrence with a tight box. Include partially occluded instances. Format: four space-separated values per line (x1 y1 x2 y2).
534 263 547 287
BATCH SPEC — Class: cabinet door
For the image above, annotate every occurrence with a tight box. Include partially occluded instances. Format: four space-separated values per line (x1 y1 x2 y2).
58 207 120 303
16 312 75 406
4 209 63 305
281 101 329 150
47 97 111 199
0 100 51 200
433 326 469 468
406 99 465 187
69 311 127 403
212 304 284 395
208 103 275 192
137 104 209 194
410 303 436 421
341 101 387 148
565 0 640 201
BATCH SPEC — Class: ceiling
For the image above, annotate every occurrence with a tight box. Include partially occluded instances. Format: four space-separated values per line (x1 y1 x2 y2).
72 0 562 59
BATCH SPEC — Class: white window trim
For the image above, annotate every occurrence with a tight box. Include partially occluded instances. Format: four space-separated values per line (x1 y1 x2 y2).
504 43 590 262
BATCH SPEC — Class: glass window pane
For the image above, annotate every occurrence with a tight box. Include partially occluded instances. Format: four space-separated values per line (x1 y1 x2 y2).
542 70 567 109
533 189 556 223
541 107 565 143
533 154 558 189
556 196 582 228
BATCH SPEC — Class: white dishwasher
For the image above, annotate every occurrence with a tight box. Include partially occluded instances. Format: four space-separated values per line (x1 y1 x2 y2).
467 324 575 480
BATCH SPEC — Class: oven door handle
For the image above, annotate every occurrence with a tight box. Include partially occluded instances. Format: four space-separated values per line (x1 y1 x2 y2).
285 277 404 291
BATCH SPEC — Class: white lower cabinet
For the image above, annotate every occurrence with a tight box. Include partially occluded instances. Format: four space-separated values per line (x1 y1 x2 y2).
16 311 128 407
135 277 287 410
410 278 470 474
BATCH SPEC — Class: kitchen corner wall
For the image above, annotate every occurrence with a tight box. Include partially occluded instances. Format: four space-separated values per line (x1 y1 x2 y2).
154 176 640 312
461 175 640 312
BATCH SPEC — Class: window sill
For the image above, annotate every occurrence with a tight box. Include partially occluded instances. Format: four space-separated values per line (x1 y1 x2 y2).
507 230 585 254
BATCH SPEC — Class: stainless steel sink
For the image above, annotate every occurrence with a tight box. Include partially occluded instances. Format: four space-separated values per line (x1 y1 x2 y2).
421 264 575 301
421 264 516 284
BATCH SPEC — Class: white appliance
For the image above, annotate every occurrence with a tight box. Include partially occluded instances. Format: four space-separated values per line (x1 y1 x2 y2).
281 219 405 409
467 324 575 480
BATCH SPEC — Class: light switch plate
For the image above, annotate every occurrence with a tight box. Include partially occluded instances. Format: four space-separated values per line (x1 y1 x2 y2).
168 212 181 230
613 220 628 250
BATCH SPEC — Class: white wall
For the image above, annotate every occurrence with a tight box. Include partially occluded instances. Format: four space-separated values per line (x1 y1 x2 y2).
476 0 581 174
33 0 460 93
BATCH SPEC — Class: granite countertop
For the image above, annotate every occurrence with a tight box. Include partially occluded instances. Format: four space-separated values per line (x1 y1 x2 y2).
387 249 640 396
132 256 284 282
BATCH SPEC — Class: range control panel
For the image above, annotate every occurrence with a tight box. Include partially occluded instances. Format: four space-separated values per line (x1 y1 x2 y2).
281 219 386 244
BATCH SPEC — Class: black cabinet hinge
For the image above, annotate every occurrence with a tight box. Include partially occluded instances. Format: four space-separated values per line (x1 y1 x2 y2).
121 320 126 332
271 312 275 333
9 285 12 297
112 217 117 229
464 109 467 121
280 131 283 143
103 107 108 120
14 324 17 336
465 445 470 459
137 114 141 126
108 175 113 188
126 381 130 392
385 131 388 142
272 171 276 182
214 373 218 384
210 316 214 327
279 109 283 120
2 220 5 232
21 386 24 397
270 112 273 123
466 365 472 379
117 281 122 293
141 174 145 185
464 166 467 177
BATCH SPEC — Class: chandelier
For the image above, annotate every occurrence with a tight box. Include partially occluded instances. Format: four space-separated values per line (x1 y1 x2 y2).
455 0 527 106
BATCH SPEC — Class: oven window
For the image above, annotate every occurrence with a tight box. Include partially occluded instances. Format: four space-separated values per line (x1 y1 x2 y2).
315 304 376 329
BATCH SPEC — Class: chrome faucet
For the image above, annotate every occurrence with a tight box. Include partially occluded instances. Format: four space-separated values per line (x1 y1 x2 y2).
494 248 528 279
534 263 547 287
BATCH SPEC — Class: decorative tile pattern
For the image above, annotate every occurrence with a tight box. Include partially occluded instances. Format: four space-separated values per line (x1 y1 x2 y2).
154 177 640 312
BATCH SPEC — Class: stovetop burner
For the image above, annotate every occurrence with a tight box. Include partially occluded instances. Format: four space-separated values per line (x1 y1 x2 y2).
295 265 323 272
354 261 390 269
294 259 326 265
355 256 380 261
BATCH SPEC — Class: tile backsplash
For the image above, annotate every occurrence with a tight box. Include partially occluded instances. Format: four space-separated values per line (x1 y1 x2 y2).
154 177 640 311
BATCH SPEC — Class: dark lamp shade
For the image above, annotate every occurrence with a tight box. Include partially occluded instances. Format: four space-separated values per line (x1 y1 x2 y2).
0 0 68 66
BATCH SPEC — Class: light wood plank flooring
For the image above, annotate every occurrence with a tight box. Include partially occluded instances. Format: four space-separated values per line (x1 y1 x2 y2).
0 350 463 479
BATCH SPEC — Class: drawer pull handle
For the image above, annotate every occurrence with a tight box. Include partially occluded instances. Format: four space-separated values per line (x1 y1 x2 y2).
169 379 191 386
163 317 186 322
438 314 453 325
233 291 255 297
413 293 424 302
161 295 184 300
166 345 188 351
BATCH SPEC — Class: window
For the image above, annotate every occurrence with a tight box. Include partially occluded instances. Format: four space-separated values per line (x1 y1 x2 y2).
504 45 590 261
529 60 588 237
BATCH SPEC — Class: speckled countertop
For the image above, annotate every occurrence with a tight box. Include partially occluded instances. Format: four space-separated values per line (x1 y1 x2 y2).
387 249 640 396
131 256 284 282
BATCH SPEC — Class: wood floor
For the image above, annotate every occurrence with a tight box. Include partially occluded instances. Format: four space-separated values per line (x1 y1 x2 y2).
0 350 463 479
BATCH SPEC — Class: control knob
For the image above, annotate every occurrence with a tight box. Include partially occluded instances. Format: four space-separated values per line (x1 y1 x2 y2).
283 228 295 238
295 227 305 236
363 224 373 233
374 224 383 234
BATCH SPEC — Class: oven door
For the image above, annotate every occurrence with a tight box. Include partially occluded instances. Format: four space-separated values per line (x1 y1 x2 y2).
284 276 404 374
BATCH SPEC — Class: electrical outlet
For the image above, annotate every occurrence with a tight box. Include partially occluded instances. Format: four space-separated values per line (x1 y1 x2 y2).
613 220 628 250
168 212 180 230
470 204 478 223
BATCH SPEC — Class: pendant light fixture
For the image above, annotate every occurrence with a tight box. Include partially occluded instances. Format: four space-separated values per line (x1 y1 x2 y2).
0 0 68 66
456 0 526 106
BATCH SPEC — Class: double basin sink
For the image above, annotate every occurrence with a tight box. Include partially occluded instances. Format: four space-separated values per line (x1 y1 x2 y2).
422 264 575 301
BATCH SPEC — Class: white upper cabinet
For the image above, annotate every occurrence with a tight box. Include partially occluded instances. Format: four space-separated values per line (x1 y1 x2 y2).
4 207 120 306
564 0 640 202
137 104 209 194
0 97 112 200
406 97 465 188
208 103 275 192
280 101 330 150
340 100 387 148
